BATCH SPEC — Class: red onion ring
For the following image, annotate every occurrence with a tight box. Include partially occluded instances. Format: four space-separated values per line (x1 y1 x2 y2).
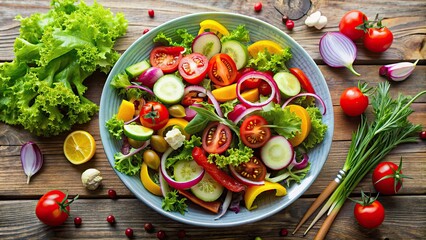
229 164 265 186
281 92 326 115
236 71 277 108
232 106 263 124
291 152 309 170
183 86 223 117
136 67 164 88
126 84 154 96
160 147 205 190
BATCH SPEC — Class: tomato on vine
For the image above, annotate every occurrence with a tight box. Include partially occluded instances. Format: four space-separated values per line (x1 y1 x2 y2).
357 14 393 52
372 157 411 195
35 190 78 226
339 10 368 41
352 191 385 229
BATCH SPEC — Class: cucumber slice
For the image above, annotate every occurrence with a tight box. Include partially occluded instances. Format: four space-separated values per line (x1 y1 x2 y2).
123 124 154 141
221 40 249 70
125 60 151 78
273 72 301 97
192 32 221 59
191 173 224 202
153 74 185 104
174 160 204 182
261 136 294 170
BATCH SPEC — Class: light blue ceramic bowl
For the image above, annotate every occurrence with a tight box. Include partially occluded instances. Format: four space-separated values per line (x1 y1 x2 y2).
99 12 334 227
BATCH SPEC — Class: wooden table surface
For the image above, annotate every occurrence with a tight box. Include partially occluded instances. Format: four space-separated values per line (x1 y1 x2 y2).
0 0 425 239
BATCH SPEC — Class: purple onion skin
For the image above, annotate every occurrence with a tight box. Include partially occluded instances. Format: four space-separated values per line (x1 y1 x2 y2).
136 67 164 88
20 141 43 184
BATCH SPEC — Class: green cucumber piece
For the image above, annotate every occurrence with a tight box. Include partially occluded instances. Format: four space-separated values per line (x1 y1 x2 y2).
221 40 249 70
125 60 151 78
123 124 154 141
174 160 204 182
273 72 301 97
153 74 185 104
191 173 224 202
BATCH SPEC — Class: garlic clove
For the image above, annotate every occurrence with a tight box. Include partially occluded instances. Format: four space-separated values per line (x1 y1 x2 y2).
380 60 419 81
314 15 328 30
305 11 321 27
81 168 103 190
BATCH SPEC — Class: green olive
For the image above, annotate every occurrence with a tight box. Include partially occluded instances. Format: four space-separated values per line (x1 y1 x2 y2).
128 138 144 148
168 104 186 118
150 135 169 153
143 150 160 170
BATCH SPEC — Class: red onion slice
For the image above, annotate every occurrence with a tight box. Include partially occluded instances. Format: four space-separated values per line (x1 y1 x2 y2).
126 84 154 95
136 67 164 88
282 92 326 115
227 104 247 122
236 71 277 108
232 106 263 124
291 152 309 170
20 142 43 184
160 147 205 190
184 86 223 117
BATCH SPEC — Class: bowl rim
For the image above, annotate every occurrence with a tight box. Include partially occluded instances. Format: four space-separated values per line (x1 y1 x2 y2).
99 11 334 227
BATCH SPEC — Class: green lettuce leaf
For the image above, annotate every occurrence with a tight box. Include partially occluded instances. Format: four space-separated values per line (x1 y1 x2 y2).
247 48 292 72
260 103 301 139
221 25 250 43
302 107 328 150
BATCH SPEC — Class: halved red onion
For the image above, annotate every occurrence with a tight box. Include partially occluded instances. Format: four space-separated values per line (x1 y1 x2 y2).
183 85 223 117
229 165 265 186
126 84 154 95
236 71 277 107
282 92 326 115
214 190 233 220
136 67 164 88
232 106 263 124
160 147 205 190
291 153 309 170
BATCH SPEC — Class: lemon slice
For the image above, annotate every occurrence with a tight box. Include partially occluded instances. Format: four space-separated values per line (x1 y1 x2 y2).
247 40 283 57
63 130 96 165
198 19 230 36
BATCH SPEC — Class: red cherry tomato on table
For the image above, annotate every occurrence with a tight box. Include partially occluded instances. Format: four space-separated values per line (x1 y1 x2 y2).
363 27 393 53
240 115 271 148
150 46 184 73
339 10 368 41
208 53 238 86
35 190 78 226
354 196 385 229
340 86 369 116
178 53 209 84
202 122 232 154
289 68 316 94
139 101 169 130
372 159 407 195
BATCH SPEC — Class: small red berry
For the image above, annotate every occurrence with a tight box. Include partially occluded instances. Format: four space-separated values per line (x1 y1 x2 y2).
148 9 155 18
144 222 154 233
254 2 262 12
177 229 186 239
279 228 289 236
143 29 150 34
106 215 115 224
285 20 295 30
108 189 117 199
282 15 289 24
420 131 426 140
74 217 82 226
157 230 167 240
125 228 134 238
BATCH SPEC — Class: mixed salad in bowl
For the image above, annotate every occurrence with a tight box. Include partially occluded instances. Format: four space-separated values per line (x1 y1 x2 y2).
100 13 333 226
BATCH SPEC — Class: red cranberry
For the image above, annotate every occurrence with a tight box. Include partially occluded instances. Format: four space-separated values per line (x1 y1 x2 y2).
420 131 426 140
286 20 295 30
143 29 150 34
106 215 115 224
279 228 289 236
254 2 262 12
148 9 155 18
144 222 154 233
125 228 134 238
177 229 186 239
157 230 167 240
74 217 82 226
108 189 117 199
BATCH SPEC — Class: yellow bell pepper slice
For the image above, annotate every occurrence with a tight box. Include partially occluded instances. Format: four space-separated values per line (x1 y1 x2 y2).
244 181 287 210
286 105 312 146
116 99 135 122
140 162 162 196
198 19 230 37
157 118 190 140
212 84 260 103
247 40 284 58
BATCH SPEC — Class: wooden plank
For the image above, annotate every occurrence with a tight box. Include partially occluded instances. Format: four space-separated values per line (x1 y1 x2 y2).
0 196 425 239
0 0 425 61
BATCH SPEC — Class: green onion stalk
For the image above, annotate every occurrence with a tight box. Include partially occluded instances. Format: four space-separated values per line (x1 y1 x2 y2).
296 82 425 240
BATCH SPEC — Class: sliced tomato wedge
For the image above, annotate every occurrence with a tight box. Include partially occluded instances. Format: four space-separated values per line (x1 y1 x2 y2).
178 53 209 84
150 46 184 73
289 68 316 94
233 156 267 182
202 122 232 154
240 115 271 148
208 53 238 86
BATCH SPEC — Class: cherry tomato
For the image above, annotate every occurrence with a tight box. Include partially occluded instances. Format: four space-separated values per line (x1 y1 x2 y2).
289 68 316 94
372 160 406 195
233 156 267 182
181 92 204 106
150 46 184 73
208 53 238 86
339 10 368 41
258 81 272 96
340 86 369 116
140 101 169 130
178 53 209 84
35 190 78 226
192 147 246 192
240 115 271 148
254 2 262 12
202 122 232 154
354 198 385 229
242 77 261 89
364 27 393 52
